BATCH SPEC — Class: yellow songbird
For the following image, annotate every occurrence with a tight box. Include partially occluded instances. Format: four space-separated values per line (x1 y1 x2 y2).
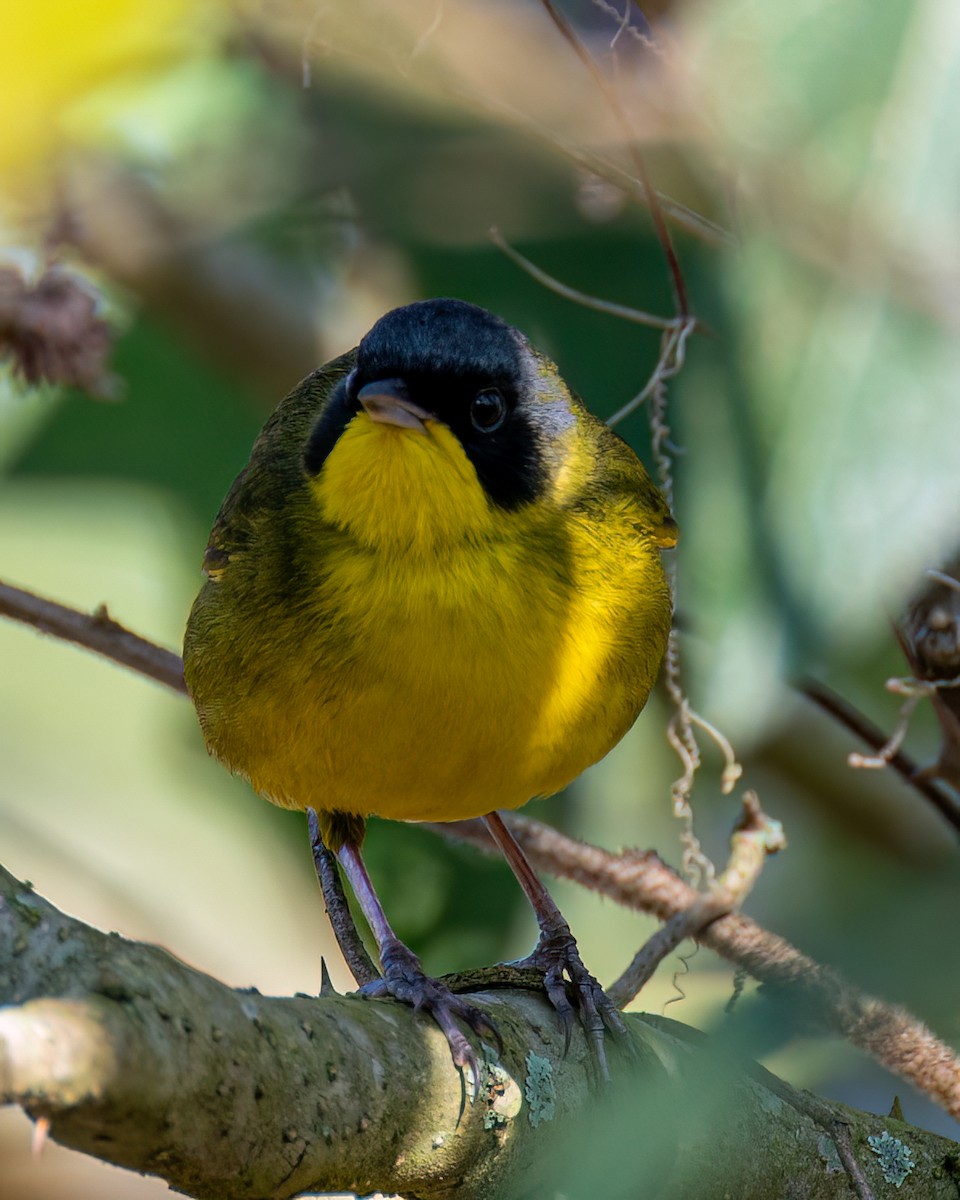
184 298 677 1078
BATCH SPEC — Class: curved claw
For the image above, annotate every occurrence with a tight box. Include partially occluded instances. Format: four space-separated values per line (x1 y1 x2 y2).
360 937 497 1103
515 931 625 1083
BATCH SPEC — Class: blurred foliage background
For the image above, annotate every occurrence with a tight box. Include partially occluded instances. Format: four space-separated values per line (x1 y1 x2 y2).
2 0 959 1195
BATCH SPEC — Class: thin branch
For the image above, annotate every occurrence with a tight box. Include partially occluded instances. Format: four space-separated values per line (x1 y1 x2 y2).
799 676 960 835
0 578 186 694
764 1074 878 1200
847 691 922 770
607 906 721 1009
538 0 689 316
473 88 733 247
592 0 655 52
925 568 960 594
489 227 676 331
606 314 694 426
619 311 732 893
714 790 787 898
432 814 960 1121
607 792 783 1008
829 1122 877 1200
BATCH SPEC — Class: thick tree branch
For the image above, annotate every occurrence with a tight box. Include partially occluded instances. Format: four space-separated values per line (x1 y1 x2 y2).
3 866 958 1199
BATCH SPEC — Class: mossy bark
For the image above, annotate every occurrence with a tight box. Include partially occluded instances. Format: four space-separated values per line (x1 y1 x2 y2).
2 865 958 1199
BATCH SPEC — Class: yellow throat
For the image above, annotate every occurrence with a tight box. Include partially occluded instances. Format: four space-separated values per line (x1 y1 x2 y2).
312 412 499 551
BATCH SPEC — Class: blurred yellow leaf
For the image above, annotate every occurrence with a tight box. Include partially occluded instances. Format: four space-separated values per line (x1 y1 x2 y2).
0 0 219 206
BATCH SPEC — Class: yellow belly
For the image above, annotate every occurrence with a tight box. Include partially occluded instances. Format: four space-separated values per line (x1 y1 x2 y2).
186 416 671 824
195 528 664 823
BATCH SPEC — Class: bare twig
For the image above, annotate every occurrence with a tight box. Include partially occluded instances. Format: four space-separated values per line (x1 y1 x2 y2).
847 690 922 770
475 89 733 247
829 1122 877 1200
776 1083 878 1200
538 0 689 316
607 906 723 1010
619 314 731 890
753 1063 878 1200
799 676 960 835
925 568 960 595
716 791 787 898
0 579 186 694
606 315 695 426
489 227 676 332
591 0 655 52
607 792 784 1008
848 674 960 772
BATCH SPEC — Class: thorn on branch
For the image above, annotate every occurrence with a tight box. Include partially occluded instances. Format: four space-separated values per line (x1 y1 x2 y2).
0 578 186 694
31 1115 51 1158
318 958 337 997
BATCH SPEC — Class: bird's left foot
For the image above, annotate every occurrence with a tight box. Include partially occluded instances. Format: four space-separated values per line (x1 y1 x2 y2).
513 922 626 1082
360 936 500 1095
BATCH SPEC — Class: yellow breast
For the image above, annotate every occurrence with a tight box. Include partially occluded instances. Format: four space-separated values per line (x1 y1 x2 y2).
187 412 671 824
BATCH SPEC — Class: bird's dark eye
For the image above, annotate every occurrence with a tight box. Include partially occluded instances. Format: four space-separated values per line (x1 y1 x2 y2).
470 388 506 433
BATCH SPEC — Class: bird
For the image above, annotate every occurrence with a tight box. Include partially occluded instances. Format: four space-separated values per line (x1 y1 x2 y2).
183 297 677 1082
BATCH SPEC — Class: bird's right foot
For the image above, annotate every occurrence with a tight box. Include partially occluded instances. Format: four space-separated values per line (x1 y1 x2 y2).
512 923 626 1083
